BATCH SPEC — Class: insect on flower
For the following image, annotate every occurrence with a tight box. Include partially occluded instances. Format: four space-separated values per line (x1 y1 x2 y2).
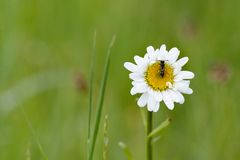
124 45 194 112
159 60 166 77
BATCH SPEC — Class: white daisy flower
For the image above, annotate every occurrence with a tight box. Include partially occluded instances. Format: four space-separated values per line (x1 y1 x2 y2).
124 44 194 112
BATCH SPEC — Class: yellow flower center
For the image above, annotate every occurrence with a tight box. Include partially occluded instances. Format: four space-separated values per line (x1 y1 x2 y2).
145 61 174 91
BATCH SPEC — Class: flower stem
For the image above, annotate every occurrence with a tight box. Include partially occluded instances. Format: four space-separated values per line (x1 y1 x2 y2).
146 111 153 160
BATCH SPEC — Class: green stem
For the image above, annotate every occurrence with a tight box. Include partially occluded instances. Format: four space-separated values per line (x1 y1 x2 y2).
146 111 153 160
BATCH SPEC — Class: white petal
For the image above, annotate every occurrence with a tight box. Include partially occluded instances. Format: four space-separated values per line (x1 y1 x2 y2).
148 51 158 61
132 81 145 86
168 89 184 104
146 45 159 62
174 71 195 81
159 55 168 61
130 84 148 95
139 63 148 72
147 96 158 112
168 47 180 64
173 67 182 75
173 57 189 68
179 80 190 86
124 62 137 72
162 91 174 110
134 55 144 65
137 93 149 107
153 102 160 112
178 87 193 94
159 44 166 52
131 86 141 95
144 53 149 61
173 80 190 90
180 71 195 79
132 82 148 91
157 53 165 61
147 87 155 96
173 80 193 94
175 91 185 104
168 90 179 102
147 46 155 54
129 73 144 81
158 45 167 61
130 87 137 95
174 80 190 88
172 57 189 75
153 91 163 102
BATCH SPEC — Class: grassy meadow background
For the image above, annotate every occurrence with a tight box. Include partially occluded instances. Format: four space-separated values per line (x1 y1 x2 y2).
0 0 240 159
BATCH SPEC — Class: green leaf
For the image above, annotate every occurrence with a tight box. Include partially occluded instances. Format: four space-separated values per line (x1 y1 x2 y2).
147 118 171 139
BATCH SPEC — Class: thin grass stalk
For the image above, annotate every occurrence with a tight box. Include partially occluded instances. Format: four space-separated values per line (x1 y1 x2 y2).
118 142 133 160
146 111 153 160
87 30 97 159
20 107 48 160
103 115 109 160
88 35 116 160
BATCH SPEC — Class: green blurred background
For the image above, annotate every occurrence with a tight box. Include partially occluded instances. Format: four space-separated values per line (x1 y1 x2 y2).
0 0 240 159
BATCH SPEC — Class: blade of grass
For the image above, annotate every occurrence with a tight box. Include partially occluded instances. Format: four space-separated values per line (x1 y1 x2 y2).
87 30 97 157
88 35 116 160
20 107 48 160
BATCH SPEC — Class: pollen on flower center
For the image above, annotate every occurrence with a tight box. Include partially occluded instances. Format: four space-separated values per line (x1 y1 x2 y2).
145 61 174 91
